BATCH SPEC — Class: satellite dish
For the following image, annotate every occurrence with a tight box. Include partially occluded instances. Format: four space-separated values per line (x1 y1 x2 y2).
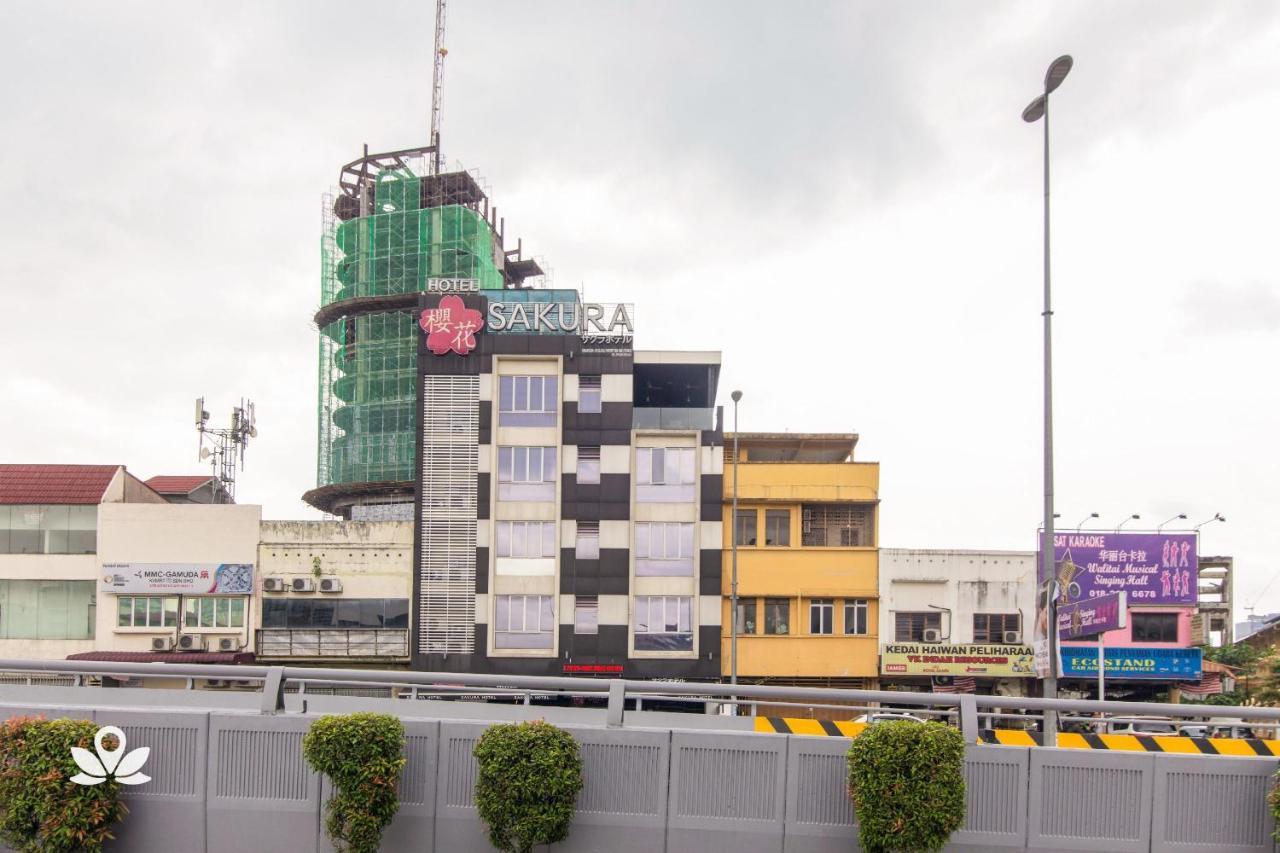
200 447 211 460
248 426 258 438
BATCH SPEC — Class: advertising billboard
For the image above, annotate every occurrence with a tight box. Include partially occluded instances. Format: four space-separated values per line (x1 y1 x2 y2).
100 563 254 595
1059 646 1202 680
1058 591 1128 641
1040 532 1197 606
880 643 1035 678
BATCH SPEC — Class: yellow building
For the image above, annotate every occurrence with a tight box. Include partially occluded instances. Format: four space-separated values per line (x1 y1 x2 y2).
721 433 880 688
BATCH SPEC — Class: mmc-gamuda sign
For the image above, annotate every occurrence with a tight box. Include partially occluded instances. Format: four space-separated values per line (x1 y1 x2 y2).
486 301 634 338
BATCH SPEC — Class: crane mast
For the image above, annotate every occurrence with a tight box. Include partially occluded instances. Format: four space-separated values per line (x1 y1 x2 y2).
430 0 448 174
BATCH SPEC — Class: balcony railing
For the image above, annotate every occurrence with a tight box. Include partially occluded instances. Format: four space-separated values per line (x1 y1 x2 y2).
255 628 409 659
632 407 716 430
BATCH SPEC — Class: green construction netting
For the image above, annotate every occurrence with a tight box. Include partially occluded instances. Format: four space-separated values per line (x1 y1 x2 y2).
317 171 503 488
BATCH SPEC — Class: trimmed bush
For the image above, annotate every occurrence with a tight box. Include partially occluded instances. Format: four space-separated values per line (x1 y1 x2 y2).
847 720 966 853
302 712 406 853
0 716 128 853
1269 769 1280 841
474 720 583 853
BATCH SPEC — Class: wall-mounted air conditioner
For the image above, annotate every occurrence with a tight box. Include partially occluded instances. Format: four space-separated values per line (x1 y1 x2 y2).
217 638 238 652
922 628 942 644
176 634 204 651
319 578 343 593
150 637 172 651
263 577 286 593
291 578 315 593
1003 630 1022 644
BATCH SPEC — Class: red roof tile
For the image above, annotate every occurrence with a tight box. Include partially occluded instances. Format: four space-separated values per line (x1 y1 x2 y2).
0 464 120 505
144 475 215 495
66 651 256 665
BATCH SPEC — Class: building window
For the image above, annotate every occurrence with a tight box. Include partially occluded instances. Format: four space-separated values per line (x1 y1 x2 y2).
498 375 558 427
764 598 790 635
895 611 942 642
261 598 408 629
973 613 1021 643
574 596 598 635
117 596 178 628
634 522 694 576
0 505 97 555
496 446 557 501
578 375 602 414
184 597 246 629
0 580 95 639
734 509 758 546
1132 612 1179 643
577 446 601 485
575 521 600 560
634 596 692 650
809 599 834 635
636 447 696 502
494 594 554 649
736 598 757 634
765 510 790 546
844 599 869 635
495 521 556 558
800 503 875 547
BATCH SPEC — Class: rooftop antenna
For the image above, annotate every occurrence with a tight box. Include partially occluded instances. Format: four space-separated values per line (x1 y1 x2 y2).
429 0 448 174
195 397 258 504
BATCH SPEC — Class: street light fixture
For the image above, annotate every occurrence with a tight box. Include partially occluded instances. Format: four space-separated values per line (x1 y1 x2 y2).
1115 514 1140 532
1194 513 1226 531
1158 513 1188 533
730 390 742 689
1022 54 1072 737
1076 512 1099 532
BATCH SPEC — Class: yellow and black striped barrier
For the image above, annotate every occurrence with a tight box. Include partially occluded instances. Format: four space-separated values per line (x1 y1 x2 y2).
753 717 1280 756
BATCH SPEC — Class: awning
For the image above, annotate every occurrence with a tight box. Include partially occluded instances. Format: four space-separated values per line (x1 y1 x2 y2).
66 651 256 665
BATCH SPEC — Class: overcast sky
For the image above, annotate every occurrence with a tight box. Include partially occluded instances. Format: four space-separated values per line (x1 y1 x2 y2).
2 2 1277 621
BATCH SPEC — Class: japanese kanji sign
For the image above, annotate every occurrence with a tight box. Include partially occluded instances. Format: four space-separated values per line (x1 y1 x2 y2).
420 294 484 356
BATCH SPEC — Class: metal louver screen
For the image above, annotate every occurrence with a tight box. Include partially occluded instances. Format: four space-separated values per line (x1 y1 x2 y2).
418 375 479 654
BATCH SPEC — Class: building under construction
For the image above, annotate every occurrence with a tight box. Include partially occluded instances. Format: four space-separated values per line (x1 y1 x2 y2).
303 144 544 518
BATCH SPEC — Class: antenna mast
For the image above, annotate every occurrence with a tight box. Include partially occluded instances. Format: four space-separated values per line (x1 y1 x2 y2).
430 0 448 174
194 397 258 504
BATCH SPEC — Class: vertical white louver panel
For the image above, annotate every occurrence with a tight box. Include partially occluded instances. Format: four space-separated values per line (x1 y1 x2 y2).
419 375 479 654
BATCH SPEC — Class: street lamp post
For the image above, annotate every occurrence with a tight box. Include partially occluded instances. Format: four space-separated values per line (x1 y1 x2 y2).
1158 513 1188 533
730 390 742 688
1194 513 1226 531
1076 512 1099 533
1023 54 1072 739
1115 513 1140 532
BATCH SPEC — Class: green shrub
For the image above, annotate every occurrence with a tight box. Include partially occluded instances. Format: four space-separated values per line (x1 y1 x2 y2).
1268 769 1280 841
0 716 128 853
302 712 406 853
474 720 583 853
847 720 966 853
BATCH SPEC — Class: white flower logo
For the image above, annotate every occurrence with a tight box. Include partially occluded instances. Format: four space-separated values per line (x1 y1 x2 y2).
70 725 151 786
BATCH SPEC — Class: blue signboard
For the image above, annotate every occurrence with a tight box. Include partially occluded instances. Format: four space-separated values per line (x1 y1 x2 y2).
1060 646 1202 680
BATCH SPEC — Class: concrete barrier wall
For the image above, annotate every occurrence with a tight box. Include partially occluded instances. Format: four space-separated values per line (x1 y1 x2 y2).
0 701 1275 853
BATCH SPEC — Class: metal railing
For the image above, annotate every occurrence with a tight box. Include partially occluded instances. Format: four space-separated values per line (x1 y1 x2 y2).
255 628 409 659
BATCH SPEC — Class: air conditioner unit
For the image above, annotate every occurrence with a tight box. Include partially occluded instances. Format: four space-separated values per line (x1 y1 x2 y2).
1003 630 1022 644
319 578 343 593
263 577 286 593
291 577 315 593
150 637 172 651
217 638 238 652
922 628 942 643
176 634 204 651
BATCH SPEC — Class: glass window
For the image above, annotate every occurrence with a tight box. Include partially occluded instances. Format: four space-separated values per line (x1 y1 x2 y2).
634 522 694 576
734 510 758 546
0 504 98 555
765 510 790 546
496 447 557 501
494 594 554 648
844 599 869 635
763 598 790 635
7 506 44 554
261 599 406 629
67 506 97 553
39 506 70 554
973 612 1021 643
577 446 601 485
894 611 942 642
0 580 94 639
579 375 602 414
736 599 757 634
575 521 600 560
574 596 599 634
496 521 556 558
498 375 558 426
1132 612 1179 643
115 596 179 628
184 597 247 629
636 447 696 485
801 503 875 547
634 596 693 650
809 599 834 635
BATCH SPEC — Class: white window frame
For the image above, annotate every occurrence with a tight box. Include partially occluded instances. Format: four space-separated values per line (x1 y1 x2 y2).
495 521 557 558
577 446 601 485
809 598 834 635
578 375 602 414
844 599 869 635
497 446 557 483
574 596 599 635
494 594 555 649
499 375 558 415
636 447 696 485
184 596 245 630
117 595 179 629
635 596 692 634
575 521 600 560
634 522 695 576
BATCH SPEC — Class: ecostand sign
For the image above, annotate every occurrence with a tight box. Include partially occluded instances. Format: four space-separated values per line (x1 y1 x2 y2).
100 563 254 595
1060 646 1202 680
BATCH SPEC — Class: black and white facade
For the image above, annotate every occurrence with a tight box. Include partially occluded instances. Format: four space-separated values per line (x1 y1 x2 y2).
412 290 724 679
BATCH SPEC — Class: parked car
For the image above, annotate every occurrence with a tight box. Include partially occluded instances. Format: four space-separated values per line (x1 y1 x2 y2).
1107 716 1180 736
852 712 929 725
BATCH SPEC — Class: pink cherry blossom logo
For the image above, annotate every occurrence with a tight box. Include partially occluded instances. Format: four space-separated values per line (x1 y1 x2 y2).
420 294 483 356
